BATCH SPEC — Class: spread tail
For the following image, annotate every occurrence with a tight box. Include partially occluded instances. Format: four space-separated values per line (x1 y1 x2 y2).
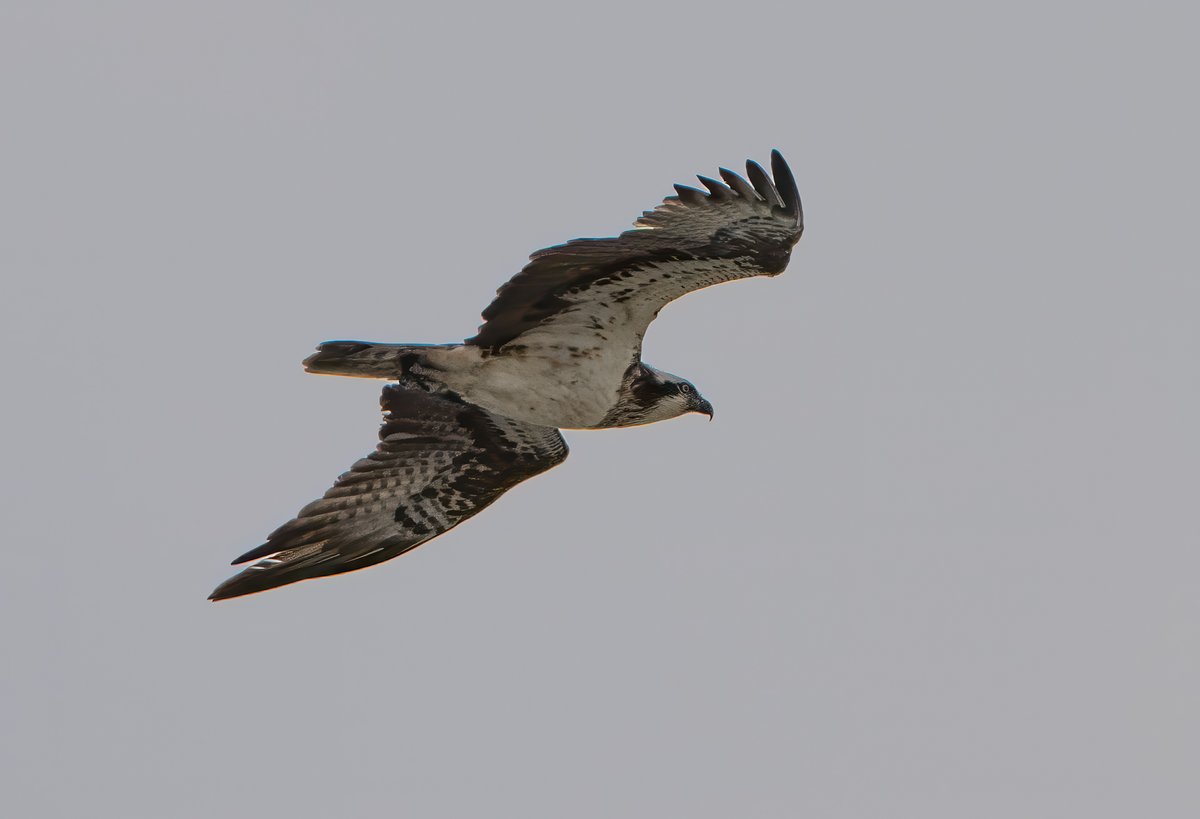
302 341 459 379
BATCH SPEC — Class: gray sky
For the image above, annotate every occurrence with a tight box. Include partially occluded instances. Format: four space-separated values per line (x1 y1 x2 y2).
3 2 1198 817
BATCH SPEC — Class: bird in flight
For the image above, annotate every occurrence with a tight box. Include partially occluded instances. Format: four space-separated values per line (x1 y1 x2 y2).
209 150 804 600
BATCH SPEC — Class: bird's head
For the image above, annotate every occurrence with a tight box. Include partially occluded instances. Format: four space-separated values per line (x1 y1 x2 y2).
617 365 713 426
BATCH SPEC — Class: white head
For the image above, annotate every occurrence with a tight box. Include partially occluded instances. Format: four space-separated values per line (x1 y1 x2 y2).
604 364 714 428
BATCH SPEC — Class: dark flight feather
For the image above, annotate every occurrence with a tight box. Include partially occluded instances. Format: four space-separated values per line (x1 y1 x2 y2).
209 382 567 600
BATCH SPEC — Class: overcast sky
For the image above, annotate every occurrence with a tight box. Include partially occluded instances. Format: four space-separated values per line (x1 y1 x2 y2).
3 2 1198 817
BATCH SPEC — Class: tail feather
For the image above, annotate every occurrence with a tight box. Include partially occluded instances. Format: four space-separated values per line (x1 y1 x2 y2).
302 341 458 379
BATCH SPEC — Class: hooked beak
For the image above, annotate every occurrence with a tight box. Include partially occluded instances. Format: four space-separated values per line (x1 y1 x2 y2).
693 398 714 421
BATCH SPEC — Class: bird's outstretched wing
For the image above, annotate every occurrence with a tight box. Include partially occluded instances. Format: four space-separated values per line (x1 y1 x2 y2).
209 382 567 601
465 150 803 354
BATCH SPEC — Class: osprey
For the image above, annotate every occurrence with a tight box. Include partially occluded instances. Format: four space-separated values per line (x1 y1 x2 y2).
209 150 803 601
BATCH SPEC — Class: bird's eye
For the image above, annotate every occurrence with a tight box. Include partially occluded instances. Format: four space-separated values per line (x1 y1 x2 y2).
680 384 693 394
